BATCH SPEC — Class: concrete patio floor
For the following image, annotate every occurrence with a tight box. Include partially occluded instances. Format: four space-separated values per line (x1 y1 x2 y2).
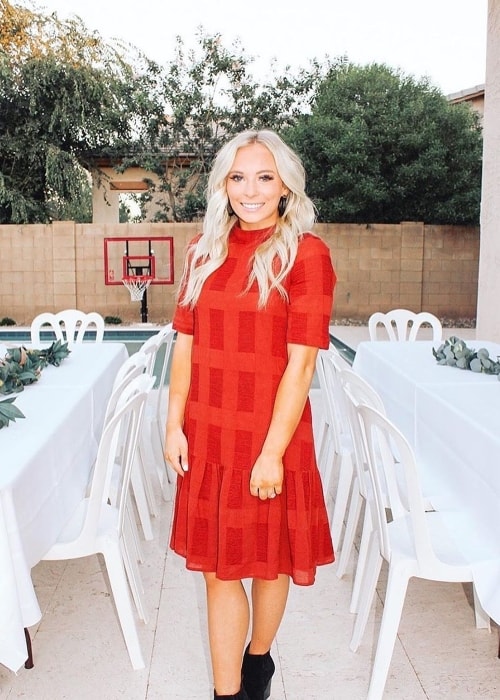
1 324 498 699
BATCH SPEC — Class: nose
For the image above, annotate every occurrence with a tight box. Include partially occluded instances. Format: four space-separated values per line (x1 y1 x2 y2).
243 178 258 197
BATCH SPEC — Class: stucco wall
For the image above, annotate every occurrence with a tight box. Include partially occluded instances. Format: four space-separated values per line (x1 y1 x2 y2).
477 0 500 341
0 221 479 325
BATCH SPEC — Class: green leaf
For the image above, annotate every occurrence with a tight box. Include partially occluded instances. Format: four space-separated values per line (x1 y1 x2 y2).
0 397 25 429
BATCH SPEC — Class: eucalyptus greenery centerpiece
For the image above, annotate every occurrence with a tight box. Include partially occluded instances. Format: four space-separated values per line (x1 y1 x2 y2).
433 336 500 378
0 340 70 428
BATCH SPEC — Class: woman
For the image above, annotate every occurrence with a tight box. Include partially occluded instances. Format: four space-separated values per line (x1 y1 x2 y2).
165 129 336 699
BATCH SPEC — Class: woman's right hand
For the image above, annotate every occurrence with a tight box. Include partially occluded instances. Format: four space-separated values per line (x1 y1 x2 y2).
164 426 189 476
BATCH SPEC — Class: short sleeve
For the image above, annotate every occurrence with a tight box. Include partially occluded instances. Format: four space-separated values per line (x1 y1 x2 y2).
171 235 202 336
172 302 194 335
286 233 336 349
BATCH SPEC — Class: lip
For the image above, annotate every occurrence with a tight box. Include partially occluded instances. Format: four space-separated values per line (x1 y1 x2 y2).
240 203 264 210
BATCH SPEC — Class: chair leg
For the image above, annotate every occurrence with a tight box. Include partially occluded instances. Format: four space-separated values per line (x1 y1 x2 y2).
336 476 362 579
121 530 149 624
101 543 145 670
330 452 353 547
152 417 174 501
366 566 411 700
350 531 382 653
131 457 154 541
350 506 373 613
126 499 145 563
138 439 159 517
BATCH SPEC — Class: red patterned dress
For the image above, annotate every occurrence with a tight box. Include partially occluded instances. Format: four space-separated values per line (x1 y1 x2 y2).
170 225 336 585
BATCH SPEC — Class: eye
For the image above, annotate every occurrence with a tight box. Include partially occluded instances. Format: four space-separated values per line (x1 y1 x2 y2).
228 174 243 182
260 174 274 182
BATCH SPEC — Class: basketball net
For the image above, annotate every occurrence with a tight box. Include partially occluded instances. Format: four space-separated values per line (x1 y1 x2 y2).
122 275 153 302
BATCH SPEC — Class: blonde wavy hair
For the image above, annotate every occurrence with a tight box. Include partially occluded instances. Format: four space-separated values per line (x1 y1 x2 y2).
178 129 316 308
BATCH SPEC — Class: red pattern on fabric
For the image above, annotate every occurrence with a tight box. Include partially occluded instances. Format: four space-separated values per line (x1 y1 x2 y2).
170 225 337 585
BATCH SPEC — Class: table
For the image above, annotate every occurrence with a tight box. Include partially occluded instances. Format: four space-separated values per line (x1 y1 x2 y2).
353 340 500 624
0 342 128 672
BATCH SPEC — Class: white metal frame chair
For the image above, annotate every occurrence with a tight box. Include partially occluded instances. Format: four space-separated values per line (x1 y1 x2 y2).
31 309 105 347
42 374 153 670
368 309 442 343
351 403 490 700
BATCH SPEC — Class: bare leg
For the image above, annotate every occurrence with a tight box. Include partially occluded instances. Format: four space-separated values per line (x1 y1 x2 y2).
204 572 250 695
249 574 290 653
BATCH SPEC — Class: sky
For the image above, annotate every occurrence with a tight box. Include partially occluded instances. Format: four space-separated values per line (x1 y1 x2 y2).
30 0 487 96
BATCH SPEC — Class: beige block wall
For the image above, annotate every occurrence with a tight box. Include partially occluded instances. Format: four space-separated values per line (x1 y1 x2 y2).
0 221 479 325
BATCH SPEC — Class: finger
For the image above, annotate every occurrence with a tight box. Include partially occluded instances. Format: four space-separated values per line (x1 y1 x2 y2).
179 448 189 472
166 453 185 477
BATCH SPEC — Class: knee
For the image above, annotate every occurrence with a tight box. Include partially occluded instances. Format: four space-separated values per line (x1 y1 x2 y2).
203 572 242 593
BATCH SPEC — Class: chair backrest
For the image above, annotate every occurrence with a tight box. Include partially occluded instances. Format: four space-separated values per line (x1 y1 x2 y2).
316 347 344 454
339 368 386 497
368 309 442 343
31 309 105 346
356 404 438 569
140 324 173 377
152 325 175 423
85 374 155 539
103 351 149 429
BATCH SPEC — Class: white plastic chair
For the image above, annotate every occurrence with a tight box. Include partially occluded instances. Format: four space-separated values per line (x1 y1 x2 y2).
31 309 105 347
351 403 490 700
368 309 442 343
42 374 154 670
315 348 354 548
104 352 151 564
335 368 386 612
138 325 176 503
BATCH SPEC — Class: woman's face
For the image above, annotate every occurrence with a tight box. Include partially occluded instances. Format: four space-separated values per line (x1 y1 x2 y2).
226 142 289 230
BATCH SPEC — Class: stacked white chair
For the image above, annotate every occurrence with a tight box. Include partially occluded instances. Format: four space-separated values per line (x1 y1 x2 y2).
335 368 386 614
315 348 354 547
111 326 176 543
31 309 105 347
104 352 151 562
140 324 176 501
368 308 442 342
351 403 490 700
42 373 154 670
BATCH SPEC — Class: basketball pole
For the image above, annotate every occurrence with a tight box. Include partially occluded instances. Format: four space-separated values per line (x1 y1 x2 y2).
141 287 149 323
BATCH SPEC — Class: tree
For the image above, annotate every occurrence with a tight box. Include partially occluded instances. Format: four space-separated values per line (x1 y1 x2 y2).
0 0 163 223
138 31 324 222
284 62 483 224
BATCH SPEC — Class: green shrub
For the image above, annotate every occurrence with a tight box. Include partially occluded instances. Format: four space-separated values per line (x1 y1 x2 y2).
104 316 122 325
0 317 16 326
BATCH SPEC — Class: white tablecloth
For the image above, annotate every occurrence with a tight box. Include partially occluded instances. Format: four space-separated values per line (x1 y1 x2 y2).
353 339 500 623
0 342 128 672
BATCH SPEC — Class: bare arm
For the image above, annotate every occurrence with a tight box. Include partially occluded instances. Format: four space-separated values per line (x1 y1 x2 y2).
250 343 318 500
164 331 193 476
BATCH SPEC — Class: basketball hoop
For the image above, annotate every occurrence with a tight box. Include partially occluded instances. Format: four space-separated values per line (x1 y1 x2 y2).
122 275 153 302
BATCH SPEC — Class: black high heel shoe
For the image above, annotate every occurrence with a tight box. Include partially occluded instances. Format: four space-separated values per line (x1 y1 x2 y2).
214 689 249 699
241 644 275 700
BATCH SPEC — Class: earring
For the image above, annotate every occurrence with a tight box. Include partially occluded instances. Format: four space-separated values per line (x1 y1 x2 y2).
278 196 288 217
227 202 235 217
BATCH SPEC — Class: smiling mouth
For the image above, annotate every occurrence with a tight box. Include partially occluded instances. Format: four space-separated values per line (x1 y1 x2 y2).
240 203 264 210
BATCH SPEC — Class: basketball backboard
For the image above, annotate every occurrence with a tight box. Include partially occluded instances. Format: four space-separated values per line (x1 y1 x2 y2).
104 236 174 285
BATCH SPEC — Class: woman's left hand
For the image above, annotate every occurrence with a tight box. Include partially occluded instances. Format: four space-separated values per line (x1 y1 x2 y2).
250 453 283 500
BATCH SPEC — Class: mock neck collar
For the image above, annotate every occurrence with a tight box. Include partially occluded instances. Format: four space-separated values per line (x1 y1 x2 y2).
230 223 276 244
